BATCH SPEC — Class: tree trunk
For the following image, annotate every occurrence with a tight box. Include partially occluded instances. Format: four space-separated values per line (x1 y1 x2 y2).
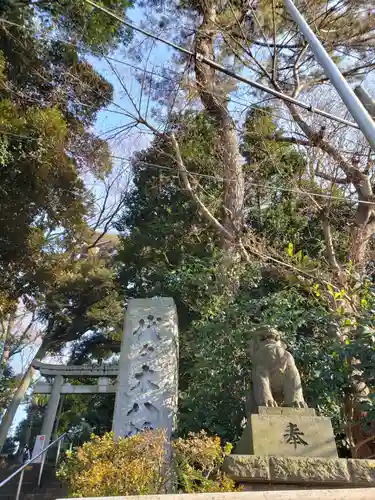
195 3 245 242
350 218 375 273
0 342 47 451
0 313 14 381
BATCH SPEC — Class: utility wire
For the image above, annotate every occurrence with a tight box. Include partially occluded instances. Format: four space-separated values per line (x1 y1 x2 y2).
0 17 362 136
84 0 360 130
0 17 366 167
0 125 370 205
0 17 296 127
109 154 375 207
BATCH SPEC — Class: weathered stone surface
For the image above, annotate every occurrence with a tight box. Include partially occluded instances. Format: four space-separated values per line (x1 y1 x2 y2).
236 413 338 457
224 455 375 488
57 490 375 500
240 483 350 491
348 459 375 484
112 297 179 440
258 406 316 417
223 455 269 481
246 327 307 411
269 456 350 484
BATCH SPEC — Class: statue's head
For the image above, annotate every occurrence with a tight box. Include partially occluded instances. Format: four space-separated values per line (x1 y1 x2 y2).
246 326 284 358
253 326 281 342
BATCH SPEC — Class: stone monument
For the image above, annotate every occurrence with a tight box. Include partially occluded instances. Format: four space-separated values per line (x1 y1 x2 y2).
112 297 179 440
223 327 375 489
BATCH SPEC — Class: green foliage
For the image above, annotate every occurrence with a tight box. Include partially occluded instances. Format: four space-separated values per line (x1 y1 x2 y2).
115 108 375 453
57 393 115 444
0 101 86 281
173 430 237 492
0 0 132 306
13 395 47 450
34 0 133 53
240 108 322 254
1 436 16 456
58 430 167 497
58 430 238 497
0 364 15 412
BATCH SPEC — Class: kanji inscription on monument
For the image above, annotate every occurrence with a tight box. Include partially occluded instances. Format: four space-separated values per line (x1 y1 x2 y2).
112 297 179 440
283 422 308 449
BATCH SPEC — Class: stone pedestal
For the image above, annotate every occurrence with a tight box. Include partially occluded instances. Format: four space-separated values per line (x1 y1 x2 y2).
235 407 338 458
57 491 375 500
223 454 375 489
226 407 375 490
57 490 375 500
112 297 179 440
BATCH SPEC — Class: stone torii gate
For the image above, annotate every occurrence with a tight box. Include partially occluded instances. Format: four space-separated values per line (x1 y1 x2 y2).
32 297 179 445
33 361 119 445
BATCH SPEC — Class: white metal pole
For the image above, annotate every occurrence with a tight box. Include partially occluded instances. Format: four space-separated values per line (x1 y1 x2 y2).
284 0 375 151
15 469 24 500
355 86 375 119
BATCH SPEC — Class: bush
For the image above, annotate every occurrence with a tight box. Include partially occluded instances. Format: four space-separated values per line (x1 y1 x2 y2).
58 429 238 497
173 430 237 492
57 430 168 497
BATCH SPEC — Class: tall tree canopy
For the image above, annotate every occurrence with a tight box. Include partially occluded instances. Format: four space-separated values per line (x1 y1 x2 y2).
0 0 131 448
111 0 375 455
0 0 131 304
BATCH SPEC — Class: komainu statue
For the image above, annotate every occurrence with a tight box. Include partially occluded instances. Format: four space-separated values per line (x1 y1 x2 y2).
246 327 307 412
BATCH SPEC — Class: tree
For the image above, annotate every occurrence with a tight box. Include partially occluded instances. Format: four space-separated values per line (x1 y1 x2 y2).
13 394 47 451
0 364 15 414
0 0 132 448
105 0 375 452
0 250 123 449
0 0 131 302
115 104 374 452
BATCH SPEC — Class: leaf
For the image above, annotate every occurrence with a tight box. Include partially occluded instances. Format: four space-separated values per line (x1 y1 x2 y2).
295 249 303 263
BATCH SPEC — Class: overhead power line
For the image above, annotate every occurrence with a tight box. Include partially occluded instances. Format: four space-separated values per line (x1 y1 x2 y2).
0 16 364 139
0 125 368 205
84 0 360 130
0 18 308 129
109 154 375 207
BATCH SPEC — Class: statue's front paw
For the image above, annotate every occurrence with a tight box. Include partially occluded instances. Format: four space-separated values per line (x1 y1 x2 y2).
292 400 307 408
265 399 278 407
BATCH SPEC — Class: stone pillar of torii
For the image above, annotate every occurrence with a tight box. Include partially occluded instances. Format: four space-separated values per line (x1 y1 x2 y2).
33 297 179 445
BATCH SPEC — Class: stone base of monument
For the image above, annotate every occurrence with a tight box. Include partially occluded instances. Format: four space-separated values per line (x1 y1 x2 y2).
224 407 375 490
223 454 375 489
235 407 338 457
57 492 375 500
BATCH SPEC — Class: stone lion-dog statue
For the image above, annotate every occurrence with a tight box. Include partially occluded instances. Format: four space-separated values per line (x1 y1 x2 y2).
246 327 307 412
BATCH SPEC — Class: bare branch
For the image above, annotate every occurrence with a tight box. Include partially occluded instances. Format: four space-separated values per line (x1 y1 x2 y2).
171 133 250 262
321 211 341 271
170 133 233 242
245 133 311 147
315 171 349 184
271 0 277 81
292 44 308 97
285 103 371 196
